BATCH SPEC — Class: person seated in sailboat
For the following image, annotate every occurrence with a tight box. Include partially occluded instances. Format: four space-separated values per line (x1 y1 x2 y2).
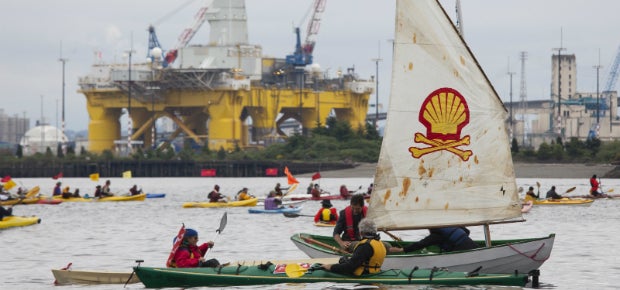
545 186 563 199
235 187 254 201
207 185 226 202
274 183 289 197
320 218 386 276
129 185 143 196
314 199 338 224
170 228 220 268
389 227 478 254
264 190 283 210
524 186 539 201
333 194 387 252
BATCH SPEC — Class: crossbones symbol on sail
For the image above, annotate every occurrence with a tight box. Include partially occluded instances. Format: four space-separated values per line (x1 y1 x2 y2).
408 88 473 161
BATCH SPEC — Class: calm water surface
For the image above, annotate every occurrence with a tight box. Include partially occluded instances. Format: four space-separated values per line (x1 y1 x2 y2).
2 177 619 289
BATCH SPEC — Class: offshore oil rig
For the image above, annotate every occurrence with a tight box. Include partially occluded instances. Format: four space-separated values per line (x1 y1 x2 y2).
78 0 374 154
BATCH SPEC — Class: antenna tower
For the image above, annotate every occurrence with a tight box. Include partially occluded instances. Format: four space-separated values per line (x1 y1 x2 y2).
519 51 529 147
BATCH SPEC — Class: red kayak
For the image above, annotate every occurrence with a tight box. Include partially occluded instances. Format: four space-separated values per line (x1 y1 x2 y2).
290 195 344 201
37 198 63 205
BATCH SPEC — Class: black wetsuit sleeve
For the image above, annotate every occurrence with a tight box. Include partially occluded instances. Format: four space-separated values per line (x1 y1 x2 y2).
332 210 346 237
330 243 373 275
403 233 442 253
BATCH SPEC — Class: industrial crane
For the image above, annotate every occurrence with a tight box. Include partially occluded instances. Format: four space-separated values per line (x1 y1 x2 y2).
604 44 620 92
164 4 210 65
286 0 326 67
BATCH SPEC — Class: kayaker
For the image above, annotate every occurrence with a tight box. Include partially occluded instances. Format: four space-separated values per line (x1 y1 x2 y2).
274 183 289 197
0 205 12 219
129 185 142 196
525 186 539 201
545 186 563 199
53 182 62 196
389 227 478 253
310 184 323 198
589 175 607 197
367 183 374 195
171 228 220 268
320 218 386 276
61 186 73 198
101 180 113 196
333 194 367 251
264 190 282 210
236 187 254 201
207 185 226 202
306 182 314 195
314 199 338 224
339 185 356 199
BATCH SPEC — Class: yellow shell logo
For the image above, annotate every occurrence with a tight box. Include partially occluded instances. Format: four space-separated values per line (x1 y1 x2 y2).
409 88 472 161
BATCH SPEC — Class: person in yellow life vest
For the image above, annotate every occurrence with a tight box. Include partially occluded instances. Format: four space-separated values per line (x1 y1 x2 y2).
320 218 386 276
314 199 338 224
524 186 539 202
235 187 254 201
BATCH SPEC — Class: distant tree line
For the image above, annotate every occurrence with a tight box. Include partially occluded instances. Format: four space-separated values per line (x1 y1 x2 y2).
511 136 620 163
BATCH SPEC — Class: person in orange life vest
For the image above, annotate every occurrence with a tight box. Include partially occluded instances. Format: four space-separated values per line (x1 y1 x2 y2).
314 199 338 224
172 228 219 268
333 194 367 251
53 182 62 196
320 218 386 276
207 185 226 202
264 190 283 210
311 184 322 198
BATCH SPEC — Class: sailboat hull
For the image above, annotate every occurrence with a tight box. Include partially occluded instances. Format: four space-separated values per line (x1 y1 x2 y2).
291 233 555 274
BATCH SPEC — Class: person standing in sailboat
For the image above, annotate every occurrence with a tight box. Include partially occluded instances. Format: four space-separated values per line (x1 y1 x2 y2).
389 227 478 253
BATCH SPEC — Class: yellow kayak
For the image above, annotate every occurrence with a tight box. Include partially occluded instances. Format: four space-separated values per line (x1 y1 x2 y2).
51 195 93 202
532 197 594 206
183 198 258 208
0 216 41 229
0 186 41 206
98 193 146 202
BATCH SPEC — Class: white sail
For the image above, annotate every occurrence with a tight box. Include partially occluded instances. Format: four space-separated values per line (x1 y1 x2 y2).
367 0 522 230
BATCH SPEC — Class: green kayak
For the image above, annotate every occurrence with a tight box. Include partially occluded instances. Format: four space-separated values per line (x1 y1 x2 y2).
134 263 528 288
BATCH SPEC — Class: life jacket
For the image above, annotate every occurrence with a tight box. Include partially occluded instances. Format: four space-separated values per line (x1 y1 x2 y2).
264 197 278 210
590 178 599 193
169 247 195 268
320 208 336 222
434 227 470 252
344 206 367 240
353 238 386 276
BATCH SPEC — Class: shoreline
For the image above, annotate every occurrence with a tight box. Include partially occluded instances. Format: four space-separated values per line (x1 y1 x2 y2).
298 162 617 179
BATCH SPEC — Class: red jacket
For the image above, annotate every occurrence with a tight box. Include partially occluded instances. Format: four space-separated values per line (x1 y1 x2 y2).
590 178 599 193
314 207 338 223
173 243 210 268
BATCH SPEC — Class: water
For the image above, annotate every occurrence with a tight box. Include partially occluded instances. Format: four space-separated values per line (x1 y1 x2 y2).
2 177 619 289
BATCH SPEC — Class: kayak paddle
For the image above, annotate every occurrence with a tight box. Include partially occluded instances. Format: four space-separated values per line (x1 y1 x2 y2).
204 212 227 259
282 212 313 218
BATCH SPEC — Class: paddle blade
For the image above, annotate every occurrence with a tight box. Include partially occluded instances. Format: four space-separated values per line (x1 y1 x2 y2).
283 212 300 218
536 181 541 188
217 212 227 234
518 187 524 193
565 186 577 194
284 263 307 278
607 188 615 193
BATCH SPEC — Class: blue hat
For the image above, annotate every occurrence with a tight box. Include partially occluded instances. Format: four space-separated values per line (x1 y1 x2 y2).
184 228 198 238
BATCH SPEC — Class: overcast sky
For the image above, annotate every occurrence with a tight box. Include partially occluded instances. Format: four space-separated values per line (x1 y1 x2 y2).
1 0 619 131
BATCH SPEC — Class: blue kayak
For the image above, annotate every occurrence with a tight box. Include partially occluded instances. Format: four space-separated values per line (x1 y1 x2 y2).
146 193 166 198
248 206 302 214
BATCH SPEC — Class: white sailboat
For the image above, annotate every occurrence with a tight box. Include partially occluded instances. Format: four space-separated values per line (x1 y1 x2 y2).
291 0 554 274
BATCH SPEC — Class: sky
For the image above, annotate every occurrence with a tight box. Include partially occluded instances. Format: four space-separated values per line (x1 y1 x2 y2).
1 0 620 132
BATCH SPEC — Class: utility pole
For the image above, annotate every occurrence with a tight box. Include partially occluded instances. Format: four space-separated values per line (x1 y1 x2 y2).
126 34 136 154
507 58 515 141
594 49 602 137
372 41 382 129
552 28 566 138
519 52 528 147
59 42 68 154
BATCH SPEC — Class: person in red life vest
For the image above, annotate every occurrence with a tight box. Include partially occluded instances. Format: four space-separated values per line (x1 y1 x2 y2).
589 175 608 197
207 185 226 202
333 194 367 251
314 199 338 224
339 185 357 199
171 228 220 268
310 184 323 198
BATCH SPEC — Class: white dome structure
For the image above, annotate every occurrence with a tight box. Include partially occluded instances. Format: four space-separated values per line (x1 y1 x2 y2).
19 125 68 155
